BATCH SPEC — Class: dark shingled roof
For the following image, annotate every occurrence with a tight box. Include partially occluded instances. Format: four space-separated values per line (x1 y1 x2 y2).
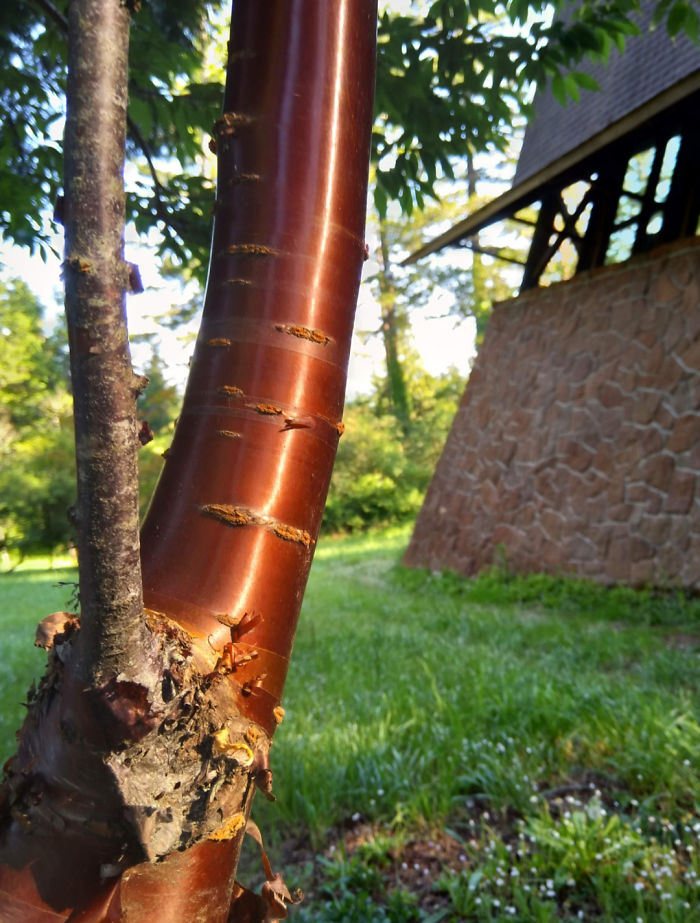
514 6 700 185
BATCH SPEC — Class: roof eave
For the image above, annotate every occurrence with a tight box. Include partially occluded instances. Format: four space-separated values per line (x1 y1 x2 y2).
403 71 700 267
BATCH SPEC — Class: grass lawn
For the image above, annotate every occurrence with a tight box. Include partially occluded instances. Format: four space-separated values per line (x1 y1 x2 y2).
0 554 77 765
2 528 699 920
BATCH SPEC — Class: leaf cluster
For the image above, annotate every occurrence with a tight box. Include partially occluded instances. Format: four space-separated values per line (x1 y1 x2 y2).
0 0 218 272
373 0 699 216
323 363 464 532
2 0 699 273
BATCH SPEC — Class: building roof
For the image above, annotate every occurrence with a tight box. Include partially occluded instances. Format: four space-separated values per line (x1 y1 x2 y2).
405 10 700 266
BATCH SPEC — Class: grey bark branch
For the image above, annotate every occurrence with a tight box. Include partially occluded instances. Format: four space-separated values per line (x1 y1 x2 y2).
63 0 151 683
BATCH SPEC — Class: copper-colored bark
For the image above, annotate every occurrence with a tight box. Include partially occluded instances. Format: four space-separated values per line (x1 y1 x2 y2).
141 0 378 739
0 2 377 921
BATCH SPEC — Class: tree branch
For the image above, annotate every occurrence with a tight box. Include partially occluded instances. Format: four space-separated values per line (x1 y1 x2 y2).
63 0 151 681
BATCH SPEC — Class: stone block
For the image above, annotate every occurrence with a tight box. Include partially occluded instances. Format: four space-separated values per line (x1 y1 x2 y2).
598 407 625 439
637 516 671 546
650 269 682 305
539 508 565 541
608 502 633 522
677 336 700 373
637 453 675 491
598 382 625 408
567 353 594 382
626 483 663 514
662 316 687 354
567 533 597 562
658 355 685 391
561 440 594 472
629 535 655 562
632 390 662 424
644 343 666 376
637 329 657 349
667 414 700 453
664 471 696 515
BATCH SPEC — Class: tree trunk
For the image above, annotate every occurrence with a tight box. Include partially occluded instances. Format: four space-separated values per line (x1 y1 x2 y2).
377 224 412 431
0 1 377 920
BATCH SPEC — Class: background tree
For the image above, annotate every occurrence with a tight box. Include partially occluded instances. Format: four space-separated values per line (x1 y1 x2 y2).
324 359 464 532
362 172 521 430
0 278 75 557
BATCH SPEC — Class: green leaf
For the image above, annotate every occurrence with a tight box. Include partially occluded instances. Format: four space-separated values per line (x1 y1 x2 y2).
667 0 699 37
572 71 600 92
652 0 674 26
551 73 567 106
564 73 581 102
682 3 700 40
374 184 388 220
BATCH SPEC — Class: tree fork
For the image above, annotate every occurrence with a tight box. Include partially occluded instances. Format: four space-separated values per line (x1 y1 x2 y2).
0 1 377 920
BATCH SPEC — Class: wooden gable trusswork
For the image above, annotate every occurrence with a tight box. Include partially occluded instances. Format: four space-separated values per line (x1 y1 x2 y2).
405 4 700 285
520 93 700 288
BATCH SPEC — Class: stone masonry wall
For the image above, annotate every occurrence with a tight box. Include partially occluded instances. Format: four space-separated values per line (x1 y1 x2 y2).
404 238 700 588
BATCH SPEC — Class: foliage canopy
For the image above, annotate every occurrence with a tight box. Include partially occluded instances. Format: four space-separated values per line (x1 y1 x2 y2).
2 0 698 278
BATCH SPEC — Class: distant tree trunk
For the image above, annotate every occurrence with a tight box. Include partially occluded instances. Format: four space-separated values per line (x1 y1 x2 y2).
377 223 412 431
0 1 377 920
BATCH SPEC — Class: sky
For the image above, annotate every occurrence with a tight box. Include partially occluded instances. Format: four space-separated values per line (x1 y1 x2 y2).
1 221 481 399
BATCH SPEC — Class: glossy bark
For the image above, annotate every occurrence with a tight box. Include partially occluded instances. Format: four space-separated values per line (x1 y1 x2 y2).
0 1 377 920
141 0 377 739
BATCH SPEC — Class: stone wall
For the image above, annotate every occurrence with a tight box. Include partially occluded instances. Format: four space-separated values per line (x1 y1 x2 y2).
404 237 700 588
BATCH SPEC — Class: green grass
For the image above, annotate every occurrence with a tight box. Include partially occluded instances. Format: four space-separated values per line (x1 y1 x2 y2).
2 530 699 920
0 554 78 764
